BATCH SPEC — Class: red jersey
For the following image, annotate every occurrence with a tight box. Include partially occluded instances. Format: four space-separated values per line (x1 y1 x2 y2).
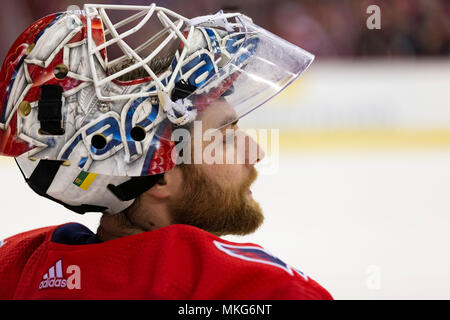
0 223 332 299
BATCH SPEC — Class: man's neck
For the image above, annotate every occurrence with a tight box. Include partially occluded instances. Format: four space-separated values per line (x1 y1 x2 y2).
96 199 173 242
96 213 148 242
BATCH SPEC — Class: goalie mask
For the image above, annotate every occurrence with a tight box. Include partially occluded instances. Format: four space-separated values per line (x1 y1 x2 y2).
0 4 314 214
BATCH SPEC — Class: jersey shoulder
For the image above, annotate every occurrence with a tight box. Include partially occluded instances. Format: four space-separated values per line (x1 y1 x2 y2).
0 225 59 299
155 224 333 299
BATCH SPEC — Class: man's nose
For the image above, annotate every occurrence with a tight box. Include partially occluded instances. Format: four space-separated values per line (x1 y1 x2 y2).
239 130 266 167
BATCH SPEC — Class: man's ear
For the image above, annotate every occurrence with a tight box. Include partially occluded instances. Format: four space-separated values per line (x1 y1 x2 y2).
145 167 183 199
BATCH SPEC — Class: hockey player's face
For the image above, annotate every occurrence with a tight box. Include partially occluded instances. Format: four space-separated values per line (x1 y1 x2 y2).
169 100 265 236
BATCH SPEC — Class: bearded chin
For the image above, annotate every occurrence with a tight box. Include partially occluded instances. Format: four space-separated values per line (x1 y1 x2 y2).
170 166 264 236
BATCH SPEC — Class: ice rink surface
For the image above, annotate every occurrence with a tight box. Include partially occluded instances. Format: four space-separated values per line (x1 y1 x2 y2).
1 150 450 299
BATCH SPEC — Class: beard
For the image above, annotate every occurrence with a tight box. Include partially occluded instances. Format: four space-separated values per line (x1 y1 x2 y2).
169 164 264 236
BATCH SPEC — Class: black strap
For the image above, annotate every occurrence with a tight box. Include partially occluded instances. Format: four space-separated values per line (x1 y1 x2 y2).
15 159 161 214
27 159 63 194
38 85 64 135
171 79 234 104
16 159 107 215
171 80 197 101
107 173 164 201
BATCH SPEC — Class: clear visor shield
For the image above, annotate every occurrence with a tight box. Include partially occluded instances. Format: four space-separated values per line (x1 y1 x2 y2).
180 16 314 132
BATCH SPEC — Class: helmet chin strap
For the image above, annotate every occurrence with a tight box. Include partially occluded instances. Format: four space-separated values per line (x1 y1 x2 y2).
15 159 108 214
107 173 164 202
15 157 164 215
16 158 166 214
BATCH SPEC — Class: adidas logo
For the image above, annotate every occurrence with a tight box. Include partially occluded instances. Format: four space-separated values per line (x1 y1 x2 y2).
38 259 81 290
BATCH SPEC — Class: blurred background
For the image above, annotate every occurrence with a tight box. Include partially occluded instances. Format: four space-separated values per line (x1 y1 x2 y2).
0 0 450 299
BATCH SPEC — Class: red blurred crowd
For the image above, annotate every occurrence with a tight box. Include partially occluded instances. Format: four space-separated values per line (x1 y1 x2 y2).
0 0 449 62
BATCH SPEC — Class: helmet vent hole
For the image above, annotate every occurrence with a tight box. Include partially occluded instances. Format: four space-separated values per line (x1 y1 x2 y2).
54 64 68 79
91 134 107 150
130 126 146 142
